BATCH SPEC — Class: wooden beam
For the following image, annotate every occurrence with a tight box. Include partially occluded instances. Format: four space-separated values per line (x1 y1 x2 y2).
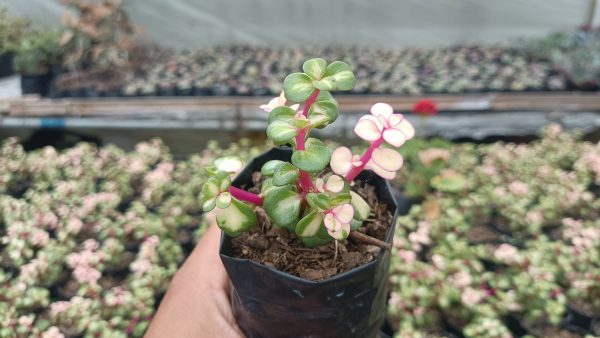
2 92 600 117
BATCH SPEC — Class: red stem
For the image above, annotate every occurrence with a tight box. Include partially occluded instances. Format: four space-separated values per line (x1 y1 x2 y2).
295 89 320 151
345 137 384 181
294 89 320 193
229 186 263 205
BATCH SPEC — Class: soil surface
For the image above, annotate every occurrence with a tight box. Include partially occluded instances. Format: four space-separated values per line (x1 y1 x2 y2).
230 176 393 281
569 300 600 318
529 326 583 338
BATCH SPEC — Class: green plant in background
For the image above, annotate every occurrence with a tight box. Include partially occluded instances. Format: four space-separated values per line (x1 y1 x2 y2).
0 6 30 54
395 137 454 199
388 124 600 337
58 0 134 71
12 29 62 75
527 28 600 88
0 137 265 337
201 58 417 245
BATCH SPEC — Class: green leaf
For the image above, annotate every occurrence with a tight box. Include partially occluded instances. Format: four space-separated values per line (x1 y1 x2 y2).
268 106 297 124
283 73 315 103
350 219 363 231
216 198 257 237
295 211 324 238
302 58 327 80
200 177 221 211
267 120 297 145
261 160 284 176
312 79 335 91
350 191 370 221
218 173 231 191
306 193 331 211
319 61 356 91
307 100 339 128
272 162 299 186
201 197 216 212
204 164 218 176
263 187 301 230
324 61 352 77
316 90 335 101
299 225 331 247
291 138 331 173
323 70 356 91
292 116 311 129
330 192 351 205
216 192 232 209
261 178 277 196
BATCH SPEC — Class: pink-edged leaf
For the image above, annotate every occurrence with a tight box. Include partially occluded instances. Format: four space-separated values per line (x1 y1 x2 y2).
388 114 404 127
354 117 383 141
330 147 353 176
333 203 354 223
315 178 325 193
370 102 394 118
383 128 407 147
371 148 404 172
365 160 396 179
259 97 280 112
325 175 344 193
327 222 350 240
290 104 300 111
351 155 363 167
324 213 341 231
397 119 415 140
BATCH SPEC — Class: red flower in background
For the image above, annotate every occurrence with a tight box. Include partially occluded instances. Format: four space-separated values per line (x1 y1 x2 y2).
412 99 438 116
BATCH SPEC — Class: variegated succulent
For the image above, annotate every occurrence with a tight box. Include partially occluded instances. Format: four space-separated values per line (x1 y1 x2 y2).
200 58 415 246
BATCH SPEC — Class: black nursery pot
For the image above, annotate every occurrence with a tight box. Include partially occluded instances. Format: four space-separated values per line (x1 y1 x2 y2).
21 73 52 96
0 52 15 77
219 147 400 338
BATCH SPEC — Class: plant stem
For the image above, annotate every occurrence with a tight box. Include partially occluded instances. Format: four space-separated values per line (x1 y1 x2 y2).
229 186 263 205
294 89 320 193
295 89 320 151
344 137 384 181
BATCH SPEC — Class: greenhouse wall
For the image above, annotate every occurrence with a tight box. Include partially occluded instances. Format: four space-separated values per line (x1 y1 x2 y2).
1 0 597 48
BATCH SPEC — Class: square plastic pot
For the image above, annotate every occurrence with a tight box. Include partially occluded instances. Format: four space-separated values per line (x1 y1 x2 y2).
219 147 402 338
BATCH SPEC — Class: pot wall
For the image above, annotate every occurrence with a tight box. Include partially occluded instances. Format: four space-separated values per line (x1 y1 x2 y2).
219 147 401 338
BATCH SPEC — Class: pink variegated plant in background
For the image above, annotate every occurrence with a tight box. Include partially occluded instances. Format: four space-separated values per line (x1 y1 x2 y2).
200 58 414 245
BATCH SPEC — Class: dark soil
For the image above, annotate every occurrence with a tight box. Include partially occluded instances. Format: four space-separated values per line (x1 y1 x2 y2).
569 300 600 318
529 325 583 338
230 178 393 281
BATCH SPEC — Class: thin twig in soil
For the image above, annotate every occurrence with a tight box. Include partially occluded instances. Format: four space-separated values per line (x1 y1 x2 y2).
349 231 392 250
332 240 339 267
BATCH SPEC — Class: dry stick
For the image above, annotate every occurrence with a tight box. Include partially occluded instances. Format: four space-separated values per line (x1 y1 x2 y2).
349 231 392 250
332 240 339 267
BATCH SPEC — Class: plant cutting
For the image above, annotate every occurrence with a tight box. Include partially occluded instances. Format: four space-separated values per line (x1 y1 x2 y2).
199 58 415 337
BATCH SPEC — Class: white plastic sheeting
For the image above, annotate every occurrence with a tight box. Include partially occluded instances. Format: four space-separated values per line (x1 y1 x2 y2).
1 0 598 48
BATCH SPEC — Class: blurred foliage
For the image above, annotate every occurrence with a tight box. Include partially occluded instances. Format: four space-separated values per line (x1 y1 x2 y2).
527 27 600 88
12 29 62 75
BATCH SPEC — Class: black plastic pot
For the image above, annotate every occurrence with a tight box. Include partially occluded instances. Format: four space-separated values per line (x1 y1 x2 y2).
0 53 15 77
21 73 52 96
564 305 597 334
220 147 400 338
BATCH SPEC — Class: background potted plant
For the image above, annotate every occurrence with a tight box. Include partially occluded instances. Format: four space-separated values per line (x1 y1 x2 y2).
199 58 414 337
13 28 62 96
0 7 29 78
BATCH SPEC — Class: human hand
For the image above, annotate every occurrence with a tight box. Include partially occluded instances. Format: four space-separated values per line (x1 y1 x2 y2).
146 224 244 338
